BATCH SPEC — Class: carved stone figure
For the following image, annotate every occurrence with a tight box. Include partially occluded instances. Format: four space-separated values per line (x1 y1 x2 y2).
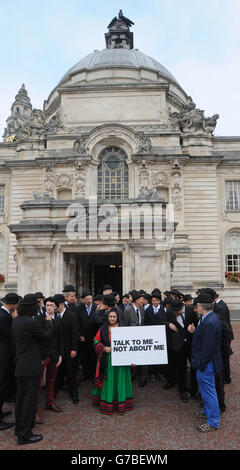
15 109 47 142
73 136 89 155
170 99 219 135
137 133 152 153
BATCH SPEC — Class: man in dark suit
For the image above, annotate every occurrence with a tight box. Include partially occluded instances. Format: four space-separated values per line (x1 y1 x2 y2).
144 293 168 383
165 299 198 402
124 291 146 387
36 297 63 422
210 289 234 384
54 294 79 404
12 294 53 445
62 285 78 312
34 292 45 316
77 291 98 383
0 293 19 430
191 292 223 432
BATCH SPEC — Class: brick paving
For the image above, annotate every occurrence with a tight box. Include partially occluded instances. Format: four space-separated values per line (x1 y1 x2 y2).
1 323 239 451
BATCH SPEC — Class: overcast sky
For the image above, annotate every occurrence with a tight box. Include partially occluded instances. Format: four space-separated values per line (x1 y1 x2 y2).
1 0 240 138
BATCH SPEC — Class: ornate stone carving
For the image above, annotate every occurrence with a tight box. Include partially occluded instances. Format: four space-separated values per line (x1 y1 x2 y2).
139 170 150 188
15 109 47 142
136 133 152 153
55 173 73 189
73 136 89 155
170 159 183 210
152 171 170 187
47 111 63 133
137 187 159 199
170 100 219 135
73 160 88 199
43 163 56 196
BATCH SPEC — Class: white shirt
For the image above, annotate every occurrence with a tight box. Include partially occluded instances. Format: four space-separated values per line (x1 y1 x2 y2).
1 306 11 315
133 303 141 326
57 308 66 319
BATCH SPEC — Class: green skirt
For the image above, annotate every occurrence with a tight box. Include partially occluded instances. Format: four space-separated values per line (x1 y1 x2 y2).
92 352 133 415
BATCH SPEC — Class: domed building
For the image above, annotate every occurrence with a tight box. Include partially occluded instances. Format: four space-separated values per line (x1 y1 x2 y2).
0 11 240 311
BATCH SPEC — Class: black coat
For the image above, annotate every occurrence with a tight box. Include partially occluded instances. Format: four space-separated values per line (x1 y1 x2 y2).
213 300 234 342
12 316 53 377
77 302 98 340
144 304 167 326
34 315 63 363
166 306 198 352
57 308 79 355
0 307 14 378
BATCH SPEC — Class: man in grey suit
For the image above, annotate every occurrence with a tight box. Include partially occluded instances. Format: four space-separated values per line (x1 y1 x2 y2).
124 291 147 387
124 291 145 327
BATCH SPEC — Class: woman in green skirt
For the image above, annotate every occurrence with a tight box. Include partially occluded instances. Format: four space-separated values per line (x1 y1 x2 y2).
92 309 133 415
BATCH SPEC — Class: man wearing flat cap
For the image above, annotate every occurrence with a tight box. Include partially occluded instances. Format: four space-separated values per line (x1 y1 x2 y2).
0 293 19 430
190 292 223 432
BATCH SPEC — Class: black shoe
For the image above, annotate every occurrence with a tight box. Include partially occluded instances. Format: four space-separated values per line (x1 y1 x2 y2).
17 434 43 445
71 395 79 404
224 378 231 384
164 382 174 390
190 392 200 400
180 392 189 403
0 421 15 431
138 379 147 388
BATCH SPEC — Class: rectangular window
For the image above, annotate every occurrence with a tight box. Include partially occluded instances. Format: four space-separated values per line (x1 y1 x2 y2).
225 181 240 210
0 186 5 214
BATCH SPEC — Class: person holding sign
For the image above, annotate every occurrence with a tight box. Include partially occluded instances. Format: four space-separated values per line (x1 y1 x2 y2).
92 309 133 415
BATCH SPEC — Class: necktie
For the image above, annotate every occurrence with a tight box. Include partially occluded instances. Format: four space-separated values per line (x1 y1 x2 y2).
87 306 91 316
136 308 141 325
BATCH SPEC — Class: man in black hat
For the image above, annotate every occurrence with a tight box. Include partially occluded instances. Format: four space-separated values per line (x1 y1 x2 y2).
165 298 198 402
54 294 79 404
94 294 116 327
183 294 194 306
102 284 113 296
144 292 167 383
77 291 97 383
12 294 53 445
204 288 234 384
62 285 78 312
34 292 45 316
190 292 223 432
124 291 147 387
0 293 19 430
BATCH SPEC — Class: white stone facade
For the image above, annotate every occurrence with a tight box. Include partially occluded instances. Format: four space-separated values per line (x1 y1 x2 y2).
0 18 240 310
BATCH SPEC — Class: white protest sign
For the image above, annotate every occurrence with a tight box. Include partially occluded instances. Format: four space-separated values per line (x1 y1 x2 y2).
111 325 168 366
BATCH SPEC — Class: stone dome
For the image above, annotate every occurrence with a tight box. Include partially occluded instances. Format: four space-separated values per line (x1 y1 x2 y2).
59 48 178 86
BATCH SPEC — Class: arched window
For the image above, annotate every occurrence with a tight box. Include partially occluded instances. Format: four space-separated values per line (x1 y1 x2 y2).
0 235 6 275
225 232 240 273
97 147 129 200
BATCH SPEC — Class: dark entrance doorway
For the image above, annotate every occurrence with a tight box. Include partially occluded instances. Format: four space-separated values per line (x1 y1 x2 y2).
94 264 122 295
75 252 122 296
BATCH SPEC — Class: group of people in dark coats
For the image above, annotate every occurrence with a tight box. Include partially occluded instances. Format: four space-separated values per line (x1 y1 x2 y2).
0 283 234 443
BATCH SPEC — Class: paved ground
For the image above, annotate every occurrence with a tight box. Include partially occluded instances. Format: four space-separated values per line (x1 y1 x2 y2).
1 323 239 451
